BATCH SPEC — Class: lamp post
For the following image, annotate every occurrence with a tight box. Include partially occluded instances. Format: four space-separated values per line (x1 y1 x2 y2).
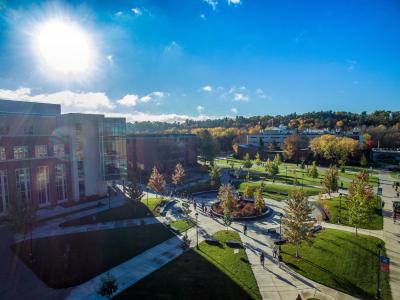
339 193 342 224
285 165 288 183
195 212 199 249
376 243 383 299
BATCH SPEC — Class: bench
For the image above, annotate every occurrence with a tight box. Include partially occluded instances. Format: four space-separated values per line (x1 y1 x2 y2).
267 228 277 234
226 240 243 248
311 225 322 233
205 238 219 245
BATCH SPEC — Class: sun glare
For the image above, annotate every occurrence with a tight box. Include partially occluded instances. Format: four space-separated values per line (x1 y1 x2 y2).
36 19 91 73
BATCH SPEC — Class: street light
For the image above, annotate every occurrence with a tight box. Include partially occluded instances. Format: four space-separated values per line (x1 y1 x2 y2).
339 193 342 224
195 212 199 249
376 243 383 299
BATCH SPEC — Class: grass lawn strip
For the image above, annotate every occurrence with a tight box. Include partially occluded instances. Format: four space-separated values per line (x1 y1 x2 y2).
169 219 195 233
325 196 383 230
114 230 261 300
11 223 174 288
281 228 391 300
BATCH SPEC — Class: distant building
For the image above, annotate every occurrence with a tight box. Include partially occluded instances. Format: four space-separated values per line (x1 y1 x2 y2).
371 148 400 165
58 114 127 200
0 100 72 213
246 126 362 148
126 134 197 181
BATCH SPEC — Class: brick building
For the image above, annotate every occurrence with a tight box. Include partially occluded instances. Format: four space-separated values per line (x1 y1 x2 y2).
126 134 197 181
0 100 71 214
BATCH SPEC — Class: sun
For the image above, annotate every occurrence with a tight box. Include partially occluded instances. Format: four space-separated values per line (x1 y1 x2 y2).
36 19 91 73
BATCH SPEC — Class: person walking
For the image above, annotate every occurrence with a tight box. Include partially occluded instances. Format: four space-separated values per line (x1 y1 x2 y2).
260 252 265 267
243 224 248 235
273 245 277 258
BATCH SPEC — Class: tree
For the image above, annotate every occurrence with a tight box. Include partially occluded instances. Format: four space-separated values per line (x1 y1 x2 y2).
97 273 118 300
126 182 144 206
209 164 222 186
244 185 254 199
347 172 375 235
255 152 262 166
172 162 185 187
310 134 359 165
254 188 265 213
282 134 308 162
258 137 264 152
243 153 253 169
198 129 220 164
223 206 233 230
265 159 279 182
308 161 319 178
360 153 368 167
322 166 338 195
147 166 166 197
283 190 313 258
273 153 282 166
218 184 237 213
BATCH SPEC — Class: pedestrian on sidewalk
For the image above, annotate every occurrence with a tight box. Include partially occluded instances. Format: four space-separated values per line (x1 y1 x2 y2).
243 224 248 235
273 245 277 258
296 294 302 300
260 252 265 267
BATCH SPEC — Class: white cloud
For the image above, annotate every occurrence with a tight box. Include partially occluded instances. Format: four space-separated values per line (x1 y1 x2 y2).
197 105 205 114
204 0 218 10
231 107 238 114
107 55 113 62
201 85 213 92
255 88 272 100
228 0 241 5
233 93 249 102
139 91 166 103
0 88 114 110
115 11 123 16
117 94 139 107
164 41 182 57
200 14 206 20
131 7 142 15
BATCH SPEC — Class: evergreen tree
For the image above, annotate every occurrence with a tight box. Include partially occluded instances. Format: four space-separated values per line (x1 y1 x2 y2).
243 153 253 169
265 159 279 182
255 152 262 166
273 153 282 166
244 185 254 199
209 164 222 186
360 153 368 167
283 190 313 258
147 166 166 197
309 161 319 178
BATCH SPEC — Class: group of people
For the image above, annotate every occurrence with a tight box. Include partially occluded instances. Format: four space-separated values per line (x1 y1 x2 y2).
259 245 281 267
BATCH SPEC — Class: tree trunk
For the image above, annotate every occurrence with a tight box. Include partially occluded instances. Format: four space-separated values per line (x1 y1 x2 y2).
296 243 299 258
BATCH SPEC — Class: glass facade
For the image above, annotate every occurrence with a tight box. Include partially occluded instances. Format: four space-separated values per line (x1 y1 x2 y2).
15 168 30 202
0 147 5 161
75 123 85 197
100 118 127 181
13 146 28 159
0 170 9 214
35 145 48 158
53 144 65 157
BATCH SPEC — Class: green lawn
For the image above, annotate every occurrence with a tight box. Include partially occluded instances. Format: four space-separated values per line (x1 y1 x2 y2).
114 230 261 300
141 197 168 216
170 219 195 233
390 171 400 181
281 229 391 300
181 181 220 193
11 224 174 288
240 181 322 201
325 196 383 230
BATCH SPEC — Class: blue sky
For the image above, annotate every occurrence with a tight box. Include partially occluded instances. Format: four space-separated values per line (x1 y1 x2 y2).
0 0 399 122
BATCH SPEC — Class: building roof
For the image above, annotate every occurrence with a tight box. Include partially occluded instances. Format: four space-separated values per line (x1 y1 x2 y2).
0 99 61 116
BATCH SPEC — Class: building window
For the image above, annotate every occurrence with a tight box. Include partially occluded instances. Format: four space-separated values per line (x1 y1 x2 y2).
55 164 67 202
78 180 85 198
0 147 5 161
24 126 34 135
37 166 50 205
35 145 48 158
13 146 28 160
53 144 65 157
0 170 9 214
15 168 30 202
